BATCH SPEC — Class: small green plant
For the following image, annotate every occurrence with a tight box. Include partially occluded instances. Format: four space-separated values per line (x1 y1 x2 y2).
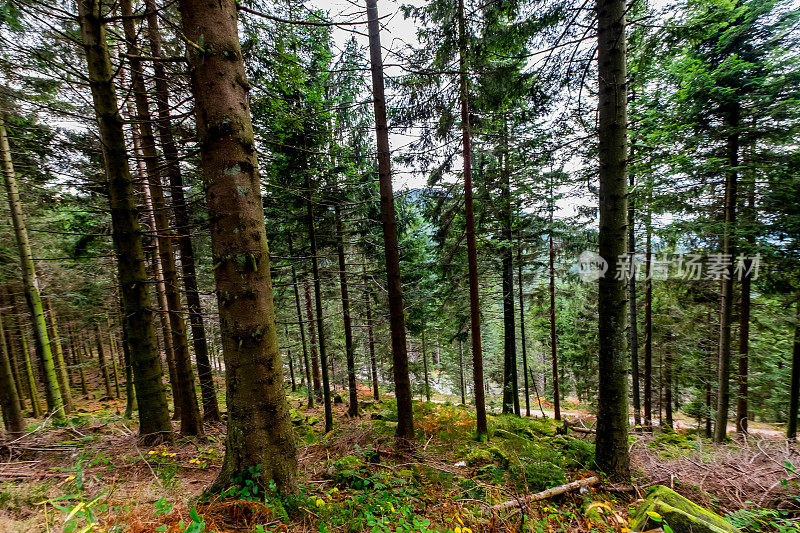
145 448 179 486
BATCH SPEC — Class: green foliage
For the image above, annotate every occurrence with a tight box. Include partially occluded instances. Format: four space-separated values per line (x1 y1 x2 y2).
725 508 800 532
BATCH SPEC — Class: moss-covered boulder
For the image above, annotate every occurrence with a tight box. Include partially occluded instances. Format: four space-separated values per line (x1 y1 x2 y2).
630 486 740 533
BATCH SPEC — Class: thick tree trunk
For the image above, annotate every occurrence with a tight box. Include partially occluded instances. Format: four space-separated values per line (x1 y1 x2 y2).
178 0 298 493
518 247 530 417
455 0 487 438
43 297 73 414
144 0 219 423
366 0 414 443
664 335 673 431
714 105 739 444
77 0 172 442
121 0 203 436
0 312 24 434
304 276 322 397
335 205 359 417
595 0 630 482
0 117 63 420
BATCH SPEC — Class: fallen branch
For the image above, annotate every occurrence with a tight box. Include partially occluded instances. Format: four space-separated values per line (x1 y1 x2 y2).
492 476 600 510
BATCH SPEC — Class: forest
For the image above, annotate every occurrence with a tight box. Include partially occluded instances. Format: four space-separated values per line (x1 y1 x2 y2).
0 0 799 530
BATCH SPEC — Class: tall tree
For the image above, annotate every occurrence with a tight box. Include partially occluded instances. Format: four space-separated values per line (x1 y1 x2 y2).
595 0 631 482
76 0 172 441
366 0 414 443
178 0 298 493
0 116 63 420
143 0 220 423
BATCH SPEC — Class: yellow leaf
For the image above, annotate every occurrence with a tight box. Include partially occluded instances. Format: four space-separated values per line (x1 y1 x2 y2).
454 528 461 533
65 502 85 521
315 498 326 508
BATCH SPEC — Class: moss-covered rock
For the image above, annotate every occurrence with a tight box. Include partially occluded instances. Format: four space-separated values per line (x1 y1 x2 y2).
630 486 740 533
465 449 492 466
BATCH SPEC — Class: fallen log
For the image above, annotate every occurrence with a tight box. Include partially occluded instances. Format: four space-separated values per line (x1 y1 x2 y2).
492 476 600 511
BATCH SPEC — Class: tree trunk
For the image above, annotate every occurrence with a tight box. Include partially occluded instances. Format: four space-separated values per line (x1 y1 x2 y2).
118 300 136 418
459 339 466 405
518 246 530 417
77 0 172 442
644 216 652 429
335 205 359 417
121 0 203 436
422 328 431 402
628 154 641 427
366 0 414 443
454 0 487 439
714 104 739 444
737 188 755 434
304 276 322 398
14 303 41 417
363 265 380 402
0 312 24 434
500 126 518 416
305 182 332 431
95 325 113 399
144 0 219 423
66 322 88 396
549 230 561 421
595 0 630 482
285 324 296 392
178 0 298 493
289 237 313 408
664 334 673 431
0 117 63 420
133 125 181 420
43 297 73 414
787 298 800 442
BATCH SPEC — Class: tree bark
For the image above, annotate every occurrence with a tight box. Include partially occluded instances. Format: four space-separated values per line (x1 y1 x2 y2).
737 187 755 434
13 297 41 417
595 0 631 482
289 237 313 408
43 297 73 414
0 117 63 420
366 0 414 443
518 246 530 417
304 276 322 398
714 104 739 443
121 0 202 435
144 0 219 423
364 266 379 401
178 0 298 493
628 156 641 427
787 298 800 442
644 215 653 430
95 324 114 399
0 312 24 434
549 230 561 421
335 205 359 417
422 328 431 402
77 0 172 442
305 182 332 431
500 126 518 416
455 0 487 438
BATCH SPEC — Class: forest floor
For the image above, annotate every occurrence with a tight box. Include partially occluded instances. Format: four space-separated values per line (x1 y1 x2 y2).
1 379 799 532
